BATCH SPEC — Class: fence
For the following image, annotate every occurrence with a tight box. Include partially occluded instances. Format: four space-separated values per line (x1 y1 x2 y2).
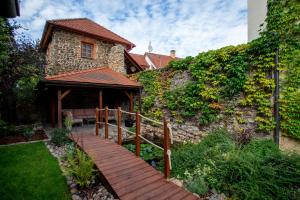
95 106 172 179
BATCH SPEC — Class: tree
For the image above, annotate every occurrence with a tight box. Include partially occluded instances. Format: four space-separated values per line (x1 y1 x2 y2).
0 18 45 123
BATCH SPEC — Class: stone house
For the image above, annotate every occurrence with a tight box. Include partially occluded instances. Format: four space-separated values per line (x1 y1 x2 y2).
39 18 144 128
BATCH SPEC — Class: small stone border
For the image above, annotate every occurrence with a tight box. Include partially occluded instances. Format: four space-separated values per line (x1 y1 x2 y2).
0 139 50 147
45 141 118 200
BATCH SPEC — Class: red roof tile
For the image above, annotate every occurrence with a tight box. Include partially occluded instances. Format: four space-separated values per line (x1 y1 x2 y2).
41 18 135 50
146 53 179 69
45 67 141 88
129 53 149 70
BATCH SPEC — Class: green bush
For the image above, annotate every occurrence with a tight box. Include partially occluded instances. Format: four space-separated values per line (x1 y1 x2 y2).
186 177 208 195
50 128 69 146
22 127 34 139
168 130 300 199
159 128 234 178
0 120 17 137
123 143 163 161
65 148 95 188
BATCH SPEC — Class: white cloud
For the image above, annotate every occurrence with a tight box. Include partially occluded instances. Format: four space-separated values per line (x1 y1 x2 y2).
16 0 247 57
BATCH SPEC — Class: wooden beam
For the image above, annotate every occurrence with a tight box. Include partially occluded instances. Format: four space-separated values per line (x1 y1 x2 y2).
99 90 103 127
57 90 62 128
124 91 130 99
163 117 170 179
135 110 141 157
61 89 71 100
105 106 108 139
138 89 142 112
50 98 55 128
95 108 99 136
129 92 134 113
117 107 122 145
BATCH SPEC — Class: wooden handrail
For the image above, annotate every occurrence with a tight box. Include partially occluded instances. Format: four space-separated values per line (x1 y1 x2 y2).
105 106 108 139
135 110 141 157
163 117 170 179
95 107 99 136
117 107 122 145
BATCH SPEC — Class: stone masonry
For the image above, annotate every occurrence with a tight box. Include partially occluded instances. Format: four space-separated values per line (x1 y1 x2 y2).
45 29 126 76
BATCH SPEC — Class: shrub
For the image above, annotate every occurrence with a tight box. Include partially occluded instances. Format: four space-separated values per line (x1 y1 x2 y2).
64 116 72 133
0 120 17 137
50 128 69 146
169 130 300 199
186 177 208 195
158 128 235 178
123 143 163 161
22 127 34 139
65 148 95 188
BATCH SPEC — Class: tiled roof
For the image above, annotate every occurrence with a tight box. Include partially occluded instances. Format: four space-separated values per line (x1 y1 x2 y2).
45 67 141 88
41 18 135 50
146 53 179 69
129 53 149 70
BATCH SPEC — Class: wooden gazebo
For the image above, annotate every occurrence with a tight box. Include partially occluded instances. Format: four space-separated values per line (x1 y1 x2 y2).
39 67 142 128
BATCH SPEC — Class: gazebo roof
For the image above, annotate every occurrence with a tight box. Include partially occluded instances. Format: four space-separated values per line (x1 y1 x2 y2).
42 67 141 89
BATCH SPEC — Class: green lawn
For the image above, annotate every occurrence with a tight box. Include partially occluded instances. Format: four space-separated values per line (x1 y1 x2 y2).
0 142 70 200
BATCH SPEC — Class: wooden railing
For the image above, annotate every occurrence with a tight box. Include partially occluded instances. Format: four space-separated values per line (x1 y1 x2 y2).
95 107 171 179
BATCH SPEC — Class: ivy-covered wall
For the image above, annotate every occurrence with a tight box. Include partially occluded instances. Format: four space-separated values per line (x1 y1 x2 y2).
135 0 300 140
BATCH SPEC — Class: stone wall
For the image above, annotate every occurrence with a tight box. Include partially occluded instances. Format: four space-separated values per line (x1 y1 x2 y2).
108 44 126 74
45 29 126 76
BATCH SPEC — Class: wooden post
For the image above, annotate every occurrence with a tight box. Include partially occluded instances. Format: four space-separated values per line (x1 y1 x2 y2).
163 117 170 179
50 98 55 128
138 88 142 112
135 110 141 157
105 106 108 139
129 92 134 113
99 90 103 128
117 107 122 145
57 90 62 128
95 108 99 136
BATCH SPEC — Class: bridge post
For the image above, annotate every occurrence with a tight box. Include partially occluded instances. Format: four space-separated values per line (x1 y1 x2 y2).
163 117 170 179
105 106 108 139
117 107 122 145
95 108 99 136
135 110 141 157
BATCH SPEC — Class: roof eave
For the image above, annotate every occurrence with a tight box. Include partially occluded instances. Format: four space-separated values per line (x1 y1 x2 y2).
41 79 142 89
41 22 135 51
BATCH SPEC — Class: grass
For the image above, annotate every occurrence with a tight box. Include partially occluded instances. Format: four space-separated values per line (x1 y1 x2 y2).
0 142 70 200
162 129 300 199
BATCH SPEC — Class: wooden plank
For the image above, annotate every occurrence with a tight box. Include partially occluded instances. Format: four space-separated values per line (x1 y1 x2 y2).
105 163 152 183
70 134 198 200
104 161 145 176
112 167 159 189
109 164 155 185
117 175 164 197
120 178 166 199
134 182 176 200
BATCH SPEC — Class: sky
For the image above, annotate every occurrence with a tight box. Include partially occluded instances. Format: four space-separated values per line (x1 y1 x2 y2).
16 0 248 57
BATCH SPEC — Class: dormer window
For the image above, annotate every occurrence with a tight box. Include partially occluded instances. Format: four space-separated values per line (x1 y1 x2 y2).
81 42 93 58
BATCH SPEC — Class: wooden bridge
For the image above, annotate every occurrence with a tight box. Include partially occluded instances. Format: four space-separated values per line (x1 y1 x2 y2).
70 107 199 200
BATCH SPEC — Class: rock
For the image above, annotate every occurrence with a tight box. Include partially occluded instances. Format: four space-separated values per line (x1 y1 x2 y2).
72 194 81 200
70 183 77 189
169 178 183 187
70 188 78 194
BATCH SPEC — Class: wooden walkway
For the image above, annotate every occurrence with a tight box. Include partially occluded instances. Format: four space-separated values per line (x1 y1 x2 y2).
71 134 199 200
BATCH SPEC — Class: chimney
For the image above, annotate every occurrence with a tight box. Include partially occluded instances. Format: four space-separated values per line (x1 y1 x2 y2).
170 50 176 58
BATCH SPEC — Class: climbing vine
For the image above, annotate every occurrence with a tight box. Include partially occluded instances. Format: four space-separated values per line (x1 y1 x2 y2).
136 0 300 138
